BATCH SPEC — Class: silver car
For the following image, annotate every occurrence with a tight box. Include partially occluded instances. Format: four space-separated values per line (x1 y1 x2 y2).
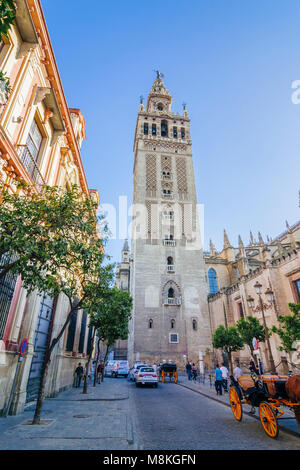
135 366 158 387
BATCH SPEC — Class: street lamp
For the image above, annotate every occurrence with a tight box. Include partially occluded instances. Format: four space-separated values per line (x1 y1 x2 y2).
247 282 276 375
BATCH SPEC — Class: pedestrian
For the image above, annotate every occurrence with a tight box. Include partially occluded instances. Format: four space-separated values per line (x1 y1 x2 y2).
74 362 84 388
186 361 192 381
233 362 243 381
191 363 197 381
220 362 229 392
258 358 263 375
249 358 259 375
97 361 104 383
152 363 157 374
214 364 223 396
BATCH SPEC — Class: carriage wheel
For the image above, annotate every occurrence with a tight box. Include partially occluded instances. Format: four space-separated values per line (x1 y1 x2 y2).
259 402 279 438
229 386 243 421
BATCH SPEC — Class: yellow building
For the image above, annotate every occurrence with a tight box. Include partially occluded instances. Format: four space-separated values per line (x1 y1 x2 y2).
0 0 98 414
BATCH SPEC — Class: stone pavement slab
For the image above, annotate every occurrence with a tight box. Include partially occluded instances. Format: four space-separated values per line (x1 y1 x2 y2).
0 377 135 450
177 374 300 438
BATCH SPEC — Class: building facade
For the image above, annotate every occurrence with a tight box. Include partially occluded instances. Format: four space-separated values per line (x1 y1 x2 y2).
206 221 300 374
0 0 98 414
128 75 212 368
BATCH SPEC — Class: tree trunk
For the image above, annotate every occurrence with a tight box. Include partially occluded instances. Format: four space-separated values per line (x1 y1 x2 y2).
93 337 101 387
82 329 96 394
227 351 233 374
101 344 109 382
32 301 78 424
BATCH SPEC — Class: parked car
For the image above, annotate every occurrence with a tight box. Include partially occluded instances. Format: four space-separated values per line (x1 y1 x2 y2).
135 366 158 387
105 360 129 378
129 363 147 381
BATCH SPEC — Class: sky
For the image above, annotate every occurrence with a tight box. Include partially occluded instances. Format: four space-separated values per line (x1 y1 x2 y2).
42 0 300 263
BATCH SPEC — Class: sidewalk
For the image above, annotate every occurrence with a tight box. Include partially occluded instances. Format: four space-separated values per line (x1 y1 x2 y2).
0 378 135 450
177 374 300 438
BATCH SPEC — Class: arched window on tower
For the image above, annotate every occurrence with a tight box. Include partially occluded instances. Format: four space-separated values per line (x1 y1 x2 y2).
181 128 185 138
148 319 153 329
170 319 175 329
168 287 175 298
161 120 168 137
144 123 148 135
152 124 156 136
208 268 218 294
192 319 197 331
167 256 173 265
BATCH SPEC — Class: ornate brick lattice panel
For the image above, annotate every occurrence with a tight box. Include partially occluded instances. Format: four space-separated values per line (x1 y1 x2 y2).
146 154 157 193
176 157 187 192
144 141 187 152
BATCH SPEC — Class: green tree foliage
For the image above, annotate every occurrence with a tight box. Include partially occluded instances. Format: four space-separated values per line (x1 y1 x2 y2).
271 303 300 353
0 184 101 292
89 287 132 378
212 325 244 372
0 0 16 39
0 0 16 101
236 315 266 352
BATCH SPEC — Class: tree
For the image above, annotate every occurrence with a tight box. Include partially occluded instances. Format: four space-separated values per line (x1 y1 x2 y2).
271 303 300 355
0 0 16 103
0 0 16 39
236 315 266 353
0 184 101 287
212 325 244 373
89 287 132 382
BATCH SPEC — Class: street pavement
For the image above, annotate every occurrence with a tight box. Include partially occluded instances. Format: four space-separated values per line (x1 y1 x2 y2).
0 376 299 450
0 377 135 450
177 373 300 438
130 377 300 450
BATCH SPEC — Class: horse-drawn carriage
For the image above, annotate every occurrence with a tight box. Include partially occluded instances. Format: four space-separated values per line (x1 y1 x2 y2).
159 363 178 383
229 373 300 438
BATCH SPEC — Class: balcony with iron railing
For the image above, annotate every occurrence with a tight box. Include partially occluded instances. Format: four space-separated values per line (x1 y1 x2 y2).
163 239 176 247
163 297 181 306
17 145 45 190
167 265 175 272
162 192 173 199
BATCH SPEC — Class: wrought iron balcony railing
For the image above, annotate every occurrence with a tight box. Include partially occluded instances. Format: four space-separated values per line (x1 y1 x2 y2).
163 297 181 306
17 144 45 189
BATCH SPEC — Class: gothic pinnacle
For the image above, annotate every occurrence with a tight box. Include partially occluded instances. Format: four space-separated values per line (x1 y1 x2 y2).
209 239 217 256
223 229 231 249
238 235 244 248
249 231 255 245
258 232 265 245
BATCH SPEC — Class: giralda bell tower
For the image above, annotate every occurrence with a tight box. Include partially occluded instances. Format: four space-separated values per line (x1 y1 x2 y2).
128 73 211 367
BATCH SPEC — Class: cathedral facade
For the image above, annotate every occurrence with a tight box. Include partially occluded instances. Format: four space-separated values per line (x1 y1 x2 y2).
127 75 212 368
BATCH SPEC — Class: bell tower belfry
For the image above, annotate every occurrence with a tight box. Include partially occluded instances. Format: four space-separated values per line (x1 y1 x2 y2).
128 74 211 367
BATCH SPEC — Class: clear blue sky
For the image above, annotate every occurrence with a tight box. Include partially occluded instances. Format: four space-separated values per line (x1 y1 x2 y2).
42 0 300 263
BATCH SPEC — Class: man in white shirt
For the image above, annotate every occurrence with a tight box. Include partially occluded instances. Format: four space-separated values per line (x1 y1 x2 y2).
220 363 229 392
233 363 243 381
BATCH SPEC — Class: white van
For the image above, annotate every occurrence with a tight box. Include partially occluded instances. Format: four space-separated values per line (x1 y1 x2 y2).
105 360 129 378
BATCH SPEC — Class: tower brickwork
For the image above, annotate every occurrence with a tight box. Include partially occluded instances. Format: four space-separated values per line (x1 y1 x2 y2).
128 75 211 368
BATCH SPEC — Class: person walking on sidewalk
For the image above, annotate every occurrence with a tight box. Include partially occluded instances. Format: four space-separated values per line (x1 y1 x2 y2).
75 362 84 388
214 364 223 396
191 363 197 381
220 362 229 392
186 361 192 381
